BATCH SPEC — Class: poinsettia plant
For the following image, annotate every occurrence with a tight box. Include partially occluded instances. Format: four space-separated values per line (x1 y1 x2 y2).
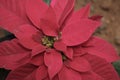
0 0 120 80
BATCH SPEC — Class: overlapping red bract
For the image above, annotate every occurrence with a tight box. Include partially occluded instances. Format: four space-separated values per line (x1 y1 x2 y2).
0 0 120 80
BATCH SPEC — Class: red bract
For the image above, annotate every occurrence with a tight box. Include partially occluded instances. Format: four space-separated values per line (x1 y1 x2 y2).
6 54 120 80
0 39 30 70
0 0 119 80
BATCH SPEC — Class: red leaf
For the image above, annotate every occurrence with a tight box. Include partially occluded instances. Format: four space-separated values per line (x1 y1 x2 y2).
58 66 82 80
40 6 59 36
6 63 37 80
0 6 26 33
14 24 42 49
83 36 120 62
0 0 29 23
44 49 63 79
30 53 44 66
65 57 91 72
51 0 75 25
36 65 48 80
90 15 103 21
32 45 46 57
54 40 67 52
73 46 87 57
54 40 73 59
84 54 120 80
0 39 30 70
81 71 104 80
26 0 48 28
62 19 101 46
43 75 59 80
69 3 90 23
76 3 91 18
53 75 59 80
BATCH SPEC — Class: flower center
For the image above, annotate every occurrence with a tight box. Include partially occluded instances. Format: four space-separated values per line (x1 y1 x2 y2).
41 32 62 48
41 35 67 61
42 36 56 48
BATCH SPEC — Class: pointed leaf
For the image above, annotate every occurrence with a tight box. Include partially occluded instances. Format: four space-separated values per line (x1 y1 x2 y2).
0 0 29 23
0 6 26 33
59 66 82 80
62 19 101 46
14 24 42 49
77 3 91 18
51 0 75 25
6 63 37 80
26 0 48 28
54 40 67 52
65 48 73 59
0 39 30 70
73 46 87 56
83 36 120 62
69 3 91 23
32 45 46 57
40 6 59 36
84 54 120 80
36 65 48 80
54 40 73 59
44 49 63 79
65 57 91 72
81 71 104 80
59 0 75 25
30 53 44 66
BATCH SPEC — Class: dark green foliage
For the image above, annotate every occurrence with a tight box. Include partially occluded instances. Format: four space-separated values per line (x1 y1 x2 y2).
0 69 10 80
43 0 51 5
0 28 15 42
113 60 120 76
0 34 15 42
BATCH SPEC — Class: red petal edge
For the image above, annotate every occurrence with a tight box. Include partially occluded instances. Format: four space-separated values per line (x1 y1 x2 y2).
0 39 30 70
62 19 101 46
44 49 63 79
83 36 120 62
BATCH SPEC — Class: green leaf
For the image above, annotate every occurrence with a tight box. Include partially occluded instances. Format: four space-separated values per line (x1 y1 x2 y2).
113 60 120 76
43 0 51 5
0 68 10 80
0 28 15 42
